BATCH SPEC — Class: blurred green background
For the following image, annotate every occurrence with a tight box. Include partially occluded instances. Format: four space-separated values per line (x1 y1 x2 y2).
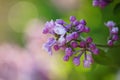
0 0 120 80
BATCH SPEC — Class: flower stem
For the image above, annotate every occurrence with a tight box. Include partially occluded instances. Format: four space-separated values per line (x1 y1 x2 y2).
96 44 120 48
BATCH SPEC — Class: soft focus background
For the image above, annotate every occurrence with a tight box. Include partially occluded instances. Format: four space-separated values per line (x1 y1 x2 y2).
0 0 120 80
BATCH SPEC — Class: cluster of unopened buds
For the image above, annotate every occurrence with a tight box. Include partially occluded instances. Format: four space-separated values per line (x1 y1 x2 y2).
105 21 119 46
92 0 112 8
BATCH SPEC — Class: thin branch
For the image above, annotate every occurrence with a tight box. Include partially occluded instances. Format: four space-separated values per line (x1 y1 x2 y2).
96 44 120 48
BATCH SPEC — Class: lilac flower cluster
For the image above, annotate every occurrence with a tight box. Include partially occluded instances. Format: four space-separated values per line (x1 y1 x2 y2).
92 0 112 8
43 16 99 67
105 21 119 46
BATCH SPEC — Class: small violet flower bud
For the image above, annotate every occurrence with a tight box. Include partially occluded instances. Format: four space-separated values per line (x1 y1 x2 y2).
86 37 93 43
76 24 85 32
112 35 119 41
65 24 72 30
70 16 76 22
86 54 94 64
111 27 119 34
89 43 96 50
53 45 60 51
80 19 86 25
73 57 80 66
92 48 99 55
107 40 113 46
65 47 73 56
66 34 73 42
99 0 108 9
71 32 79 39
42 28 49 34
80 41 86 48
84 27 90 33
105 21 116 28
63 55 69 61
73 20 80 26
83 60 91 68
70 41 78 48
93 0 100 6
56 19 65 25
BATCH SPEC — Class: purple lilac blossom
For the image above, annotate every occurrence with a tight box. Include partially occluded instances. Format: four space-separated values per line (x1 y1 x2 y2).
105 21 119 46
43 38 56 55
43 20 55 34
83 60 91 68
92 0 112 8
73 57 80 66
65 47 73 56
63 55 69 61
53 23 66 35
43 16 100 67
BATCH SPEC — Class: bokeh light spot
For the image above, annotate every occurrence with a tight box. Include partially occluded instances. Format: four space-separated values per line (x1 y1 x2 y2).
8 1 39 33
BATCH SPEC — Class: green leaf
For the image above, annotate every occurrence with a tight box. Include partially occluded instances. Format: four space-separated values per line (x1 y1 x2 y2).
92 49 112 65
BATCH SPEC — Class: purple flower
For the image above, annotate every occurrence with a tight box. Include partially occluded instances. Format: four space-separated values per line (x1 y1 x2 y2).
92 48 99 55
43 20 55 34
73 57 80 66
70 16 76 22
65 47 73 56
55 19 65 25
70 41 78 48
65 24 72 30
73 20 80 26
54 23 66 35
76 24 85 32
80 41 86 48
80 19 86 25
71 32 79 39
83 26 90 33
66 34 73 42
92 0 99 7
86 54 94 64
57 36 66 46
89 43 96 50
107 40 113 46
86 37 93 43
63 55 69 61
99 0 108 8
105 21 116 28
83 60 91 68
43 38 56 55
92 0 112 8
112 35 119 41
53 45 60 51
111 27 119 34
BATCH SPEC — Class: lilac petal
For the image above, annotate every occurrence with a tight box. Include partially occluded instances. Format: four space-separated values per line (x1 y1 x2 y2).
80 19 86 25
65 47 73 56
105 21 116 28
56 19 65 25
83 60 91 68
57 36 66 46
111 27 119 34
54 23 66 35
73 57 80 66
70 16 76 22
107 40 113 46
63 55 69 61
86 54 94 64
44 20 55 34
43 38 56 55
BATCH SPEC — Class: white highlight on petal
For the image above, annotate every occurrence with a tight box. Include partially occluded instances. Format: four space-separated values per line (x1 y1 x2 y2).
111 27 119 34
57 36 66 46
54 23 66 35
